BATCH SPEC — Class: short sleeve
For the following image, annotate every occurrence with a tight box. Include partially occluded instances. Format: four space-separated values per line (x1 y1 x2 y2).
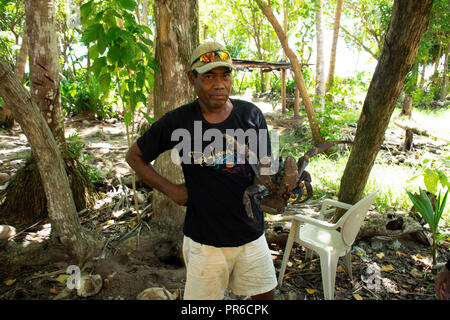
136 113 176 163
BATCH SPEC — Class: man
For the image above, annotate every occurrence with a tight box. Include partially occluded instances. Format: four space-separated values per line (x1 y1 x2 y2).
126 42 277 300
435 258 450 300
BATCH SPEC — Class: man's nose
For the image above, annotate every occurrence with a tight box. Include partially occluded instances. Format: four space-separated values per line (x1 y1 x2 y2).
212 75 226 88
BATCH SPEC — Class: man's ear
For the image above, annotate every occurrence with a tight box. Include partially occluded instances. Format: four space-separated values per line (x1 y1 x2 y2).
187 71 195 84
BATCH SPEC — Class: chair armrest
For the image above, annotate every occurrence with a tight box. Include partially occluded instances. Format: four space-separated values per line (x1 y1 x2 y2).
321 199 352 210
293 213 338 230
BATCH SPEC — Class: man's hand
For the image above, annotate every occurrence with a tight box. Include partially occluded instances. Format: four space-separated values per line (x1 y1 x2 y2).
436 266 450 300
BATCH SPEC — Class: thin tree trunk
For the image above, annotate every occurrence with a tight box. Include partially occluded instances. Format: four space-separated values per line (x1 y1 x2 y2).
0 61 87 263
331 0 434 223
315 0 325 113
256 0 323 146
25 0 65 151
153 0 198 236
441 41 449 100
326 0 343 92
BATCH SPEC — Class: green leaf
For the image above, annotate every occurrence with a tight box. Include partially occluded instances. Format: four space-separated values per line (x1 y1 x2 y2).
435 189 448 225
97 26 107 54
140 110 155 124
98 72 111 93
118 0 137 11
81 23 103 44
419 188 435 228
423 170 439 194
124 112 132 126
137 42 150 55
88 44 99 60
136 71 145 88
80 0 94 23
91 57 107 78
107 45 122 65
406 189 433 227
436 233 450 243
106 26 122 44
120 45 135 66
129 90 137 112
138 34 153 46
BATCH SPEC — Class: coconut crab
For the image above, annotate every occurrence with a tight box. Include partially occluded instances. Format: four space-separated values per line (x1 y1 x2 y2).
242 140 352 222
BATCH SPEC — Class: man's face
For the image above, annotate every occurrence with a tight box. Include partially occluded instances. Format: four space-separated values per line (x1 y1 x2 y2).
189 67 232 110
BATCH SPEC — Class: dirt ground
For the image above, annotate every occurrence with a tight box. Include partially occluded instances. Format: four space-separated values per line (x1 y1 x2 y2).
0 106 449 301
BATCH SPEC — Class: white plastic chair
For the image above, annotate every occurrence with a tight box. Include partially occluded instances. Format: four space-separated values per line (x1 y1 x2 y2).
278 191 378 300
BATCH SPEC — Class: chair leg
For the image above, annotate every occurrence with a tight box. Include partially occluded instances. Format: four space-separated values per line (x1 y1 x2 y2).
320 253 339 300
278 220 298 287
343 251 352 280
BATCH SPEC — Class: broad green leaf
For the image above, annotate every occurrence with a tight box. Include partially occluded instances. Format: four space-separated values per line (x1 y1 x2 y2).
91 57 107 78
98 72 111 93
107 45 122 65
81 23 103 44
97 26 107 54
124 112 132 126
423 170 439 194
129 90 137 112
135 90 146 105
136 71 145 88
88 44 99 60
120 45 135 66
106 26 123 44
118 0 137 11
80 0 94 24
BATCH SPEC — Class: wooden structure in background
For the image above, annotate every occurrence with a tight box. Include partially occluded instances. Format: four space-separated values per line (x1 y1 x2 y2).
232 58 311 119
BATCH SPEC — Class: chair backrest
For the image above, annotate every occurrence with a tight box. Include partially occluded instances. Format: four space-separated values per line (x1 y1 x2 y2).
340 191 378 247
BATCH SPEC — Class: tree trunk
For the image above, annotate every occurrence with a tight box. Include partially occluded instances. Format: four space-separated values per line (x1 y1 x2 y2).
2 0 96 226
0 27 28 128
152 0 198 239
26 0 65 150
256 0 324 146
441 41 449 101
326 0 343 93
0 61 88 263
331 0 433 223
401 95 413 117
315 0 325 113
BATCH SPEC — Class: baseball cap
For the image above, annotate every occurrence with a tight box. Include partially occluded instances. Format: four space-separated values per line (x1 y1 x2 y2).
190 42 235 74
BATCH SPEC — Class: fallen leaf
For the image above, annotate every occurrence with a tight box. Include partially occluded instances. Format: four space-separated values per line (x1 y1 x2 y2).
376 252 385 259
4 279 16 286
305 288 317 294
353 293 363 300
382 264 395 271
287 261 293 267
396 251 407 257
49 288 58 295
336 286 343 291
410 268 423 279
55 274 70 284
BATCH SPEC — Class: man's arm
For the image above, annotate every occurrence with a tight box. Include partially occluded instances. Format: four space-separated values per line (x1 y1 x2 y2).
125 142 188 206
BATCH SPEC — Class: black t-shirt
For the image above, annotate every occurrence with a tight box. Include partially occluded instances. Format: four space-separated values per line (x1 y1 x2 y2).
137 98 271 247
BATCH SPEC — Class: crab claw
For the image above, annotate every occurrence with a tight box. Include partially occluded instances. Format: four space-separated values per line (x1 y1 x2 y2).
243 184 269 222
